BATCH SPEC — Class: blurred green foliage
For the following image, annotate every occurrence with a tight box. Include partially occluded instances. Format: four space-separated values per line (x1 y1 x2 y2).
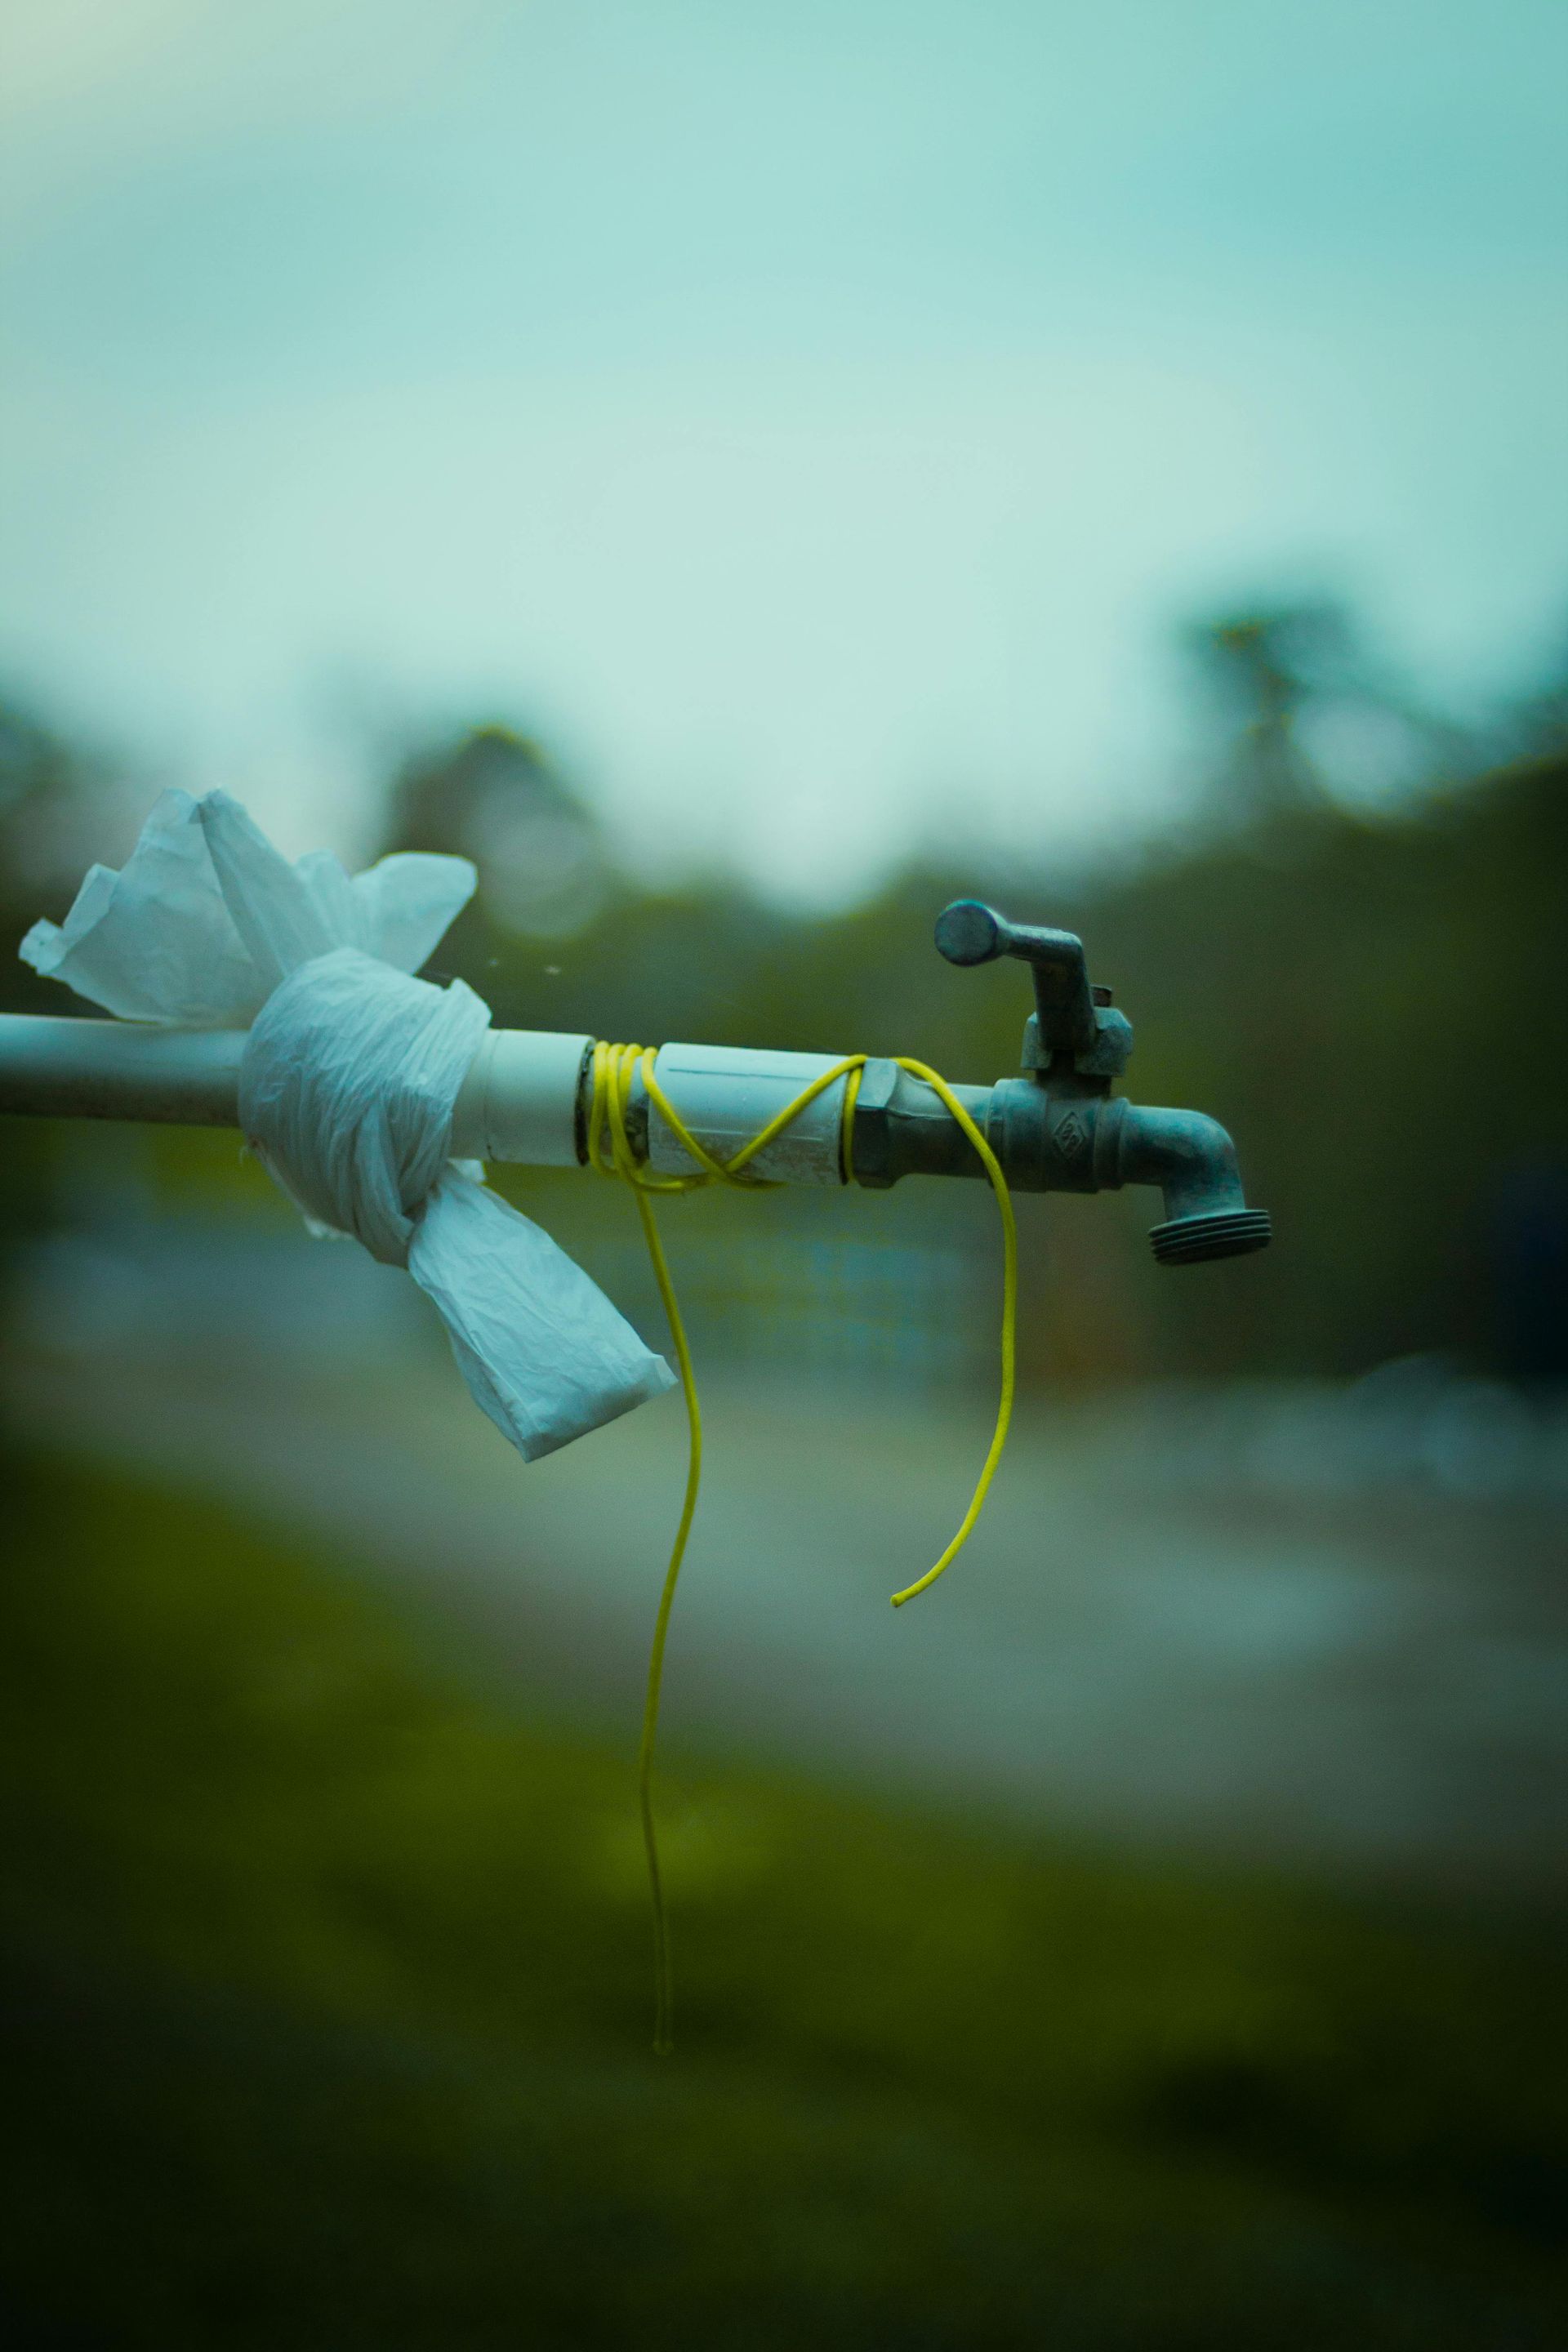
2 1448 1565 2348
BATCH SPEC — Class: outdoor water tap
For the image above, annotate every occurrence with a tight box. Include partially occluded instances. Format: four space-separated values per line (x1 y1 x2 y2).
0 898 1271 1264
848 900 1272 1266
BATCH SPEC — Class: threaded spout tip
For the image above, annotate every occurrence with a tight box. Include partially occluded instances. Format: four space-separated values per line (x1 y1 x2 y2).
1149 1208 1272 1265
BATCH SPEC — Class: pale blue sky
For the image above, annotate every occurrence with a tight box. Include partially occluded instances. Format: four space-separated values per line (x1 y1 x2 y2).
2 1 1565 897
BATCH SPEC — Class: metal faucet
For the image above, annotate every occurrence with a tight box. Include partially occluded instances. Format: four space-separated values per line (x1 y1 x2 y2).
847 901 1272 1264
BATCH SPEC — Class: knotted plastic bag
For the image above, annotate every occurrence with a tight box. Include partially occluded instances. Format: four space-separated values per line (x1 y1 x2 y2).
22 788 675 1459
21 784 475 1027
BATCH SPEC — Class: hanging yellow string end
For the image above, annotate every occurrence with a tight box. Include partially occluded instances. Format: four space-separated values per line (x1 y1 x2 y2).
884 1060 1018 1606
587 1038 1018 2048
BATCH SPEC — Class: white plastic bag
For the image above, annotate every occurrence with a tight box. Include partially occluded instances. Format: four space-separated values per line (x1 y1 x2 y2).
21 786 476 1027
23 789 675 1460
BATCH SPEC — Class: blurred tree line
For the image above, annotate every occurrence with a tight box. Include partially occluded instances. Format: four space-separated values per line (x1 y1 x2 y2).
4 599 1566 1388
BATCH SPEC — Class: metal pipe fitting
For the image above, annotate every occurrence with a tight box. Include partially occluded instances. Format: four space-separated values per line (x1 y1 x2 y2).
849 1071 1271 1262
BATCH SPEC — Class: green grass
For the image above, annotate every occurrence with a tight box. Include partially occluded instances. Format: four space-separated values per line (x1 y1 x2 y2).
1 1447 1564 2348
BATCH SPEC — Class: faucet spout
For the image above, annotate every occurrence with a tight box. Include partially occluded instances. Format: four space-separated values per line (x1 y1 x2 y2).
851 1069 1272 1263
1112 1102 1272 1263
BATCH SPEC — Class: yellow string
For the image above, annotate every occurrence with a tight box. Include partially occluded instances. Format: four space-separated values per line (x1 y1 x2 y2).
875 1060 1018 1606
587 1038 1017 2051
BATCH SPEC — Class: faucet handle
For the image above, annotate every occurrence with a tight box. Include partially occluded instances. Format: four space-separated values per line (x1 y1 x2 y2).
934 899 1099 1058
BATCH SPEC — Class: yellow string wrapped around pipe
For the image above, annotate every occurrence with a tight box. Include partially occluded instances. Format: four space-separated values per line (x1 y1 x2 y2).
586 1039 1018 2052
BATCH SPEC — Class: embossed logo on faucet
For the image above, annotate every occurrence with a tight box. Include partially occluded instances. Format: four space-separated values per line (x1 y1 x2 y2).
1056 1110 1088 1161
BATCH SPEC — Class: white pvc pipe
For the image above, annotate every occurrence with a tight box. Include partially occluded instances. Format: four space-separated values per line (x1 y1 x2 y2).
0 1015 854 1183
0 1013 590 1165
648 1041 851 1186
0 1014 246 1127
450 1027 589 1166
